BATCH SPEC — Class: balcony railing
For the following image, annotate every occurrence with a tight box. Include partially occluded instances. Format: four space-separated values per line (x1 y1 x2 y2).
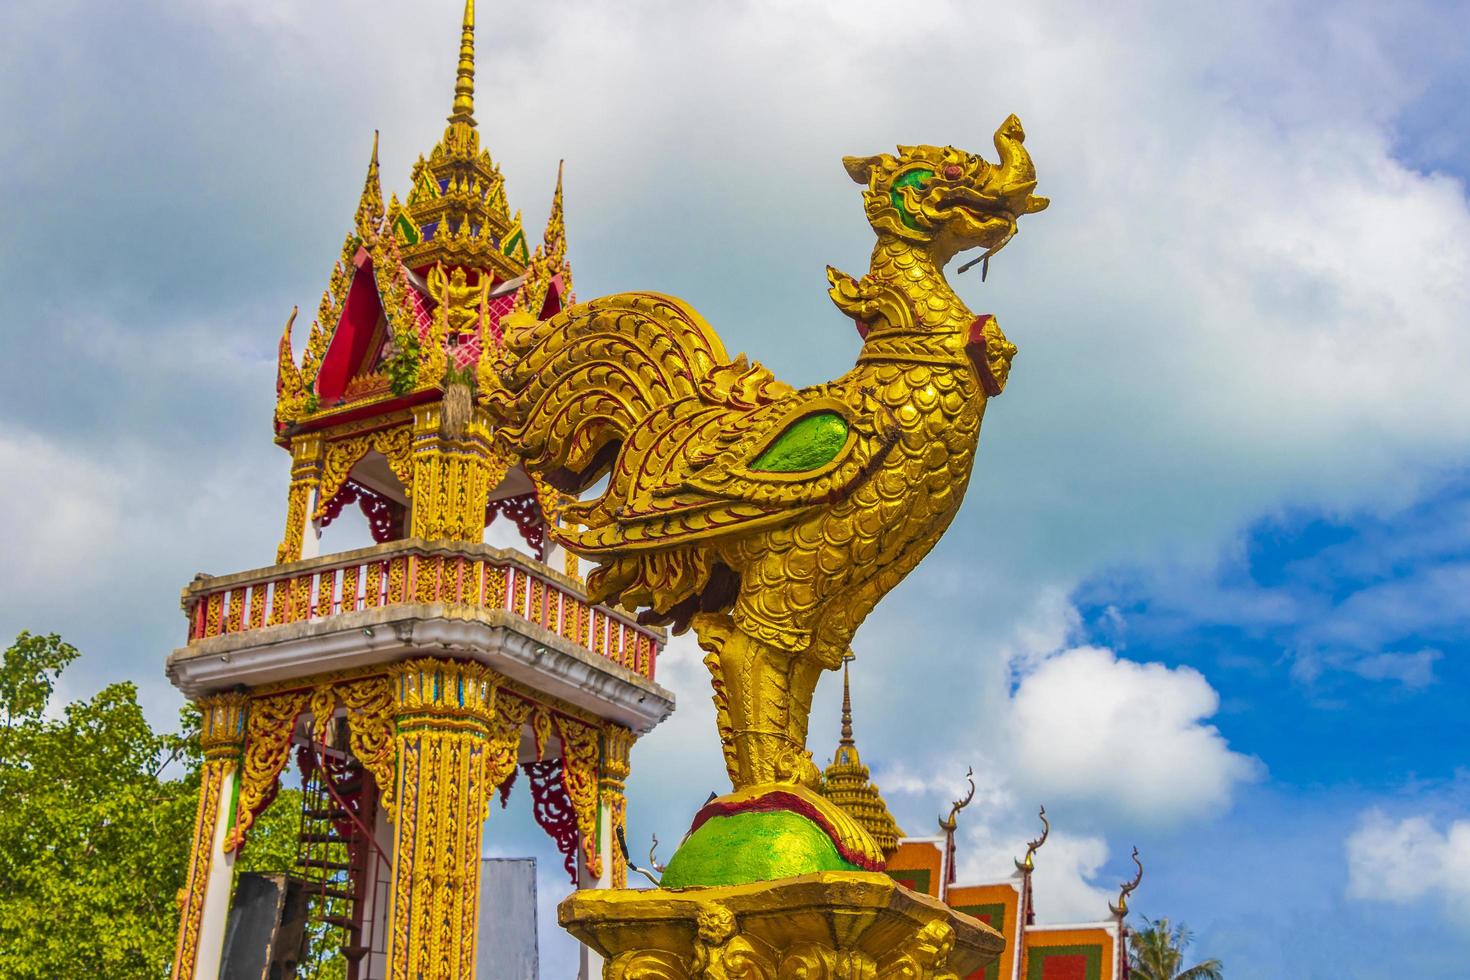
182 539 660 680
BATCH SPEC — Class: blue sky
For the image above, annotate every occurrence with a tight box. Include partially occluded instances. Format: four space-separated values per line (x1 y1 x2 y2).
1067 479 1470 974
1076 477 1470 785
4 0 1470 975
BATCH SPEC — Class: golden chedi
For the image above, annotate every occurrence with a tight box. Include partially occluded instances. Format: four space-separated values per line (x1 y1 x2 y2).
819 656 904 858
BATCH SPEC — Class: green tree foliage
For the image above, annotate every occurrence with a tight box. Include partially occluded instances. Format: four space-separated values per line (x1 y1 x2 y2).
0 632 345 979
1128 917 1224 980
0 632 197 978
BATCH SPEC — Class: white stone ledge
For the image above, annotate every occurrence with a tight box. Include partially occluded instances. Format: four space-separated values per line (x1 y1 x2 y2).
167 603 676 733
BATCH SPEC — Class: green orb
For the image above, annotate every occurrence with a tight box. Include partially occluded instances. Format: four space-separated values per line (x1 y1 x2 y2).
660 809 861 889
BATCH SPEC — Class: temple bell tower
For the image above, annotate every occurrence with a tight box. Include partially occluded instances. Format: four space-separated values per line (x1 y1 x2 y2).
165 4 675 978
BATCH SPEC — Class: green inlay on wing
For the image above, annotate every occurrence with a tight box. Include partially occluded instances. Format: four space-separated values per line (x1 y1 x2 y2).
751 411 849 473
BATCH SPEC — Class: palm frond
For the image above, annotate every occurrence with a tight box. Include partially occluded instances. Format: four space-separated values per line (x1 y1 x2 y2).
1174 961 1225 980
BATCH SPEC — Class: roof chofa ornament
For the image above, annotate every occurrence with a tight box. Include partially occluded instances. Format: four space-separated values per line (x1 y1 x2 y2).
938 766 975 834
1015 804 1050 872
1110 846 1144 917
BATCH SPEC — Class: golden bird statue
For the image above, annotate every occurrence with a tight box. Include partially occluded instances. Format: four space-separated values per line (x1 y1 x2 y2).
483 116 1046 881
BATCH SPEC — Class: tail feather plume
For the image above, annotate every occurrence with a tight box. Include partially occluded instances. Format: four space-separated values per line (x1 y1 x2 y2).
485 292 729 492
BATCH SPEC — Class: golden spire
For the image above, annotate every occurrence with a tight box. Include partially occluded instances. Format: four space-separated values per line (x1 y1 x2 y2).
448 0 476 126
839 652 856 745
393 0 523 276
818 655 903 856
354 130 384 240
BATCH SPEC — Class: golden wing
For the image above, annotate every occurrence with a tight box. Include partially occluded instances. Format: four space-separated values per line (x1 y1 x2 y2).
560 386 897 555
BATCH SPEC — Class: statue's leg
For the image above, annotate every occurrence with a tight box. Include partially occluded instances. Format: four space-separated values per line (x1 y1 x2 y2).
692 613 808 789
783 654 828 775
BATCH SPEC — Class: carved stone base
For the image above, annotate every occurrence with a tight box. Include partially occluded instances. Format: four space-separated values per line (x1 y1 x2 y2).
559 871 1004 979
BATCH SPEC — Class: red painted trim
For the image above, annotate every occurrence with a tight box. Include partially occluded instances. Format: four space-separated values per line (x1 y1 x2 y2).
318 263 386 403
687 790 884 871
965 315 1003 397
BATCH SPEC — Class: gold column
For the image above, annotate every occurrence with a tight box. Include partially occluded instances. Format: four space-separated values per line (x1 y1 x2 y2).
386 658 498 980
407 402 508 542
601 724 635 889
276 432 325 564
171 693 248 980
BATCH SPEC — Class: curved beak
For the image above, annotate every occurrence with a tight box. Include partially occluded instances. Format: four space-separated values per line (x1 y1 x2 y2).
992 114 1049 215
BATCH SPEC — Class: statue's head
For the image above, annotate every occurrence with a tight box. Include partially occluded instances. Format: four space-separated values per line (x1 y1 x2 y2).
844 115 1048 264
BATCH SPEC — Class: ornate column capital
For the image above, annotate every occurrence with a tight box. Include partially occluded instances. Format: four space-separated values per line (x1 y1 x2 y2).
197 692 248 761
600 723 636 888
277 432 328 564
601 723 635 788
388 657 497 728
289 430 326 466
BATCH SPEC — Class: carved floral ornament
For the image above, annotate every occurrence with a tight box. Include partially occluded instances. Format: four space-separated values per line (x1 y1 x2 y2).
221 674 400 853
604 907 964 980
500 692 607 880
312 426 414 520
218 664 611 864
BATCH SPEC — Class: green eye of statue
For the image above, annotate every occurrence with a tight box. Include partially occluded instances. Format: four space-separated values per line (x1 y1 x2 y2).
889 169 935 229
752 412 849 472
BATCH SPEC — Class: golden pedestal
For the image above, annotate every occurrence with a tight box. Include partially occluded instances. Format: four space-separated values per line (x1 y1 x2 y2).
560 871 1003 979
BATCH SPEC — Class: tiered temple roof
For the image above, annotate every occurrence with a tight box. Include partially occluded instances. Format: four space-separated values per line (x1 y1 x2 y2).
390 0 526 280
274 0 570 438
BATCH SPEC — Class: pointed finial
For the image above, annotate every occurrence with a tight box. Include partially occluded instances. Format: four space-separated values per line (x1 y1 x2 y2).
276 307 300 392
1110 847 1144 917
1015 805 1050 872
354 130 384 240
938 766 975 833
839 652 856 746
544 160 566 254
448 0 476 126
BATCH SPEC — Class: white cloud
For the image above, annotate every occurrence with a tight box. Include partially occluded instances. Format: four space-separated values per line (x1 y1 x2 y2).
1008 645 1261 825
1000 586 1082 676
857 599 1256 924
0 431 125 593
1346 810 1470 924
1350 649 1442 688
